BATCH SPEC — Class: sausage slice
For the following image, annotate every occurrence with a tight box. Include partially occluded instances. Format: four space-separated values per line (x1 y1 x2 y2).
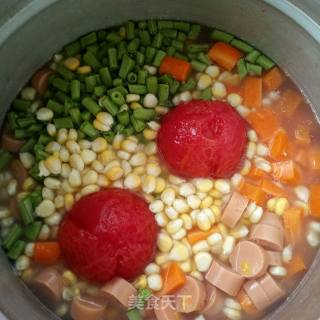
154 299 181 320
260 212 283 231
31 68 54 95
10 159 28 187
202 284 225 318
221 192 249 228
101 277 137 309
249 224 284 251
258 273 285 305
243 280 270 310
230 241 268 279
70 295 106 320
1 131 25 153
174 276 206 313
266 251 282 266
205 261 244 296
31 268 63 307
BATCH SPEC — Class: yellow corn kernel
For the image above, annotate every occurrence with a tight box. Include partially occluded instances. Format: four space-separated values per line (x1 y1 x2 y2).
130 102 143 110
64 193 75 211
267 197 277 212
201 196 213 209
64 57 80 71
99 149 115 165
22 177 36 191
210 189 223 199
77 65 92 74
133 275 147 289
132 166 145 175
62 270 78 286
143 128 157 140
275 198 289 216
106 166 124 181
155 177 166 193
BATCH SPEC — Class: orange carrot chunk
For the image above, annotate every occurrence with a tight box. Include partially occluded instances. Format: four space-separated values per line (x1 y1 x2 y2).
158 262 186 295
310 184 320 218
187 227 217 245
243 77 263 109
262 67 284 91
309 147 320 171
33 242 61 265
238 181 267 206
295 148 308 168
159 56 191 82
246 165 268 181
260 179 287 198
208 42 243 71
294 124 311 145
272 160 301 186
283 207 304 244
274 88 302 117
285 255 306 278
269 128 289 160
246 108 280 142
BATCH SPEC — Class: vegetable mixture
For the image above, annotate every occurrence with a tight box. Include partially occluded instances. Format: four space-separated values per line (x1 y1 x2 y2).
0 19 320 320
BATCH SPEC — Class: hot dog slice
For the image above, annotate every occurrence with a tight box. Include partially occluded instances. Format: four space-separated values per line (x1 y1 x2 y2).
202 284 225 318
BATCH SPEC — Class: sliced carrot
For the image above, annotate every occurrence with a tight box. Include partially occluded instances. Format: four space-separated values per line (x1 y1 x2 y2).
237 290 258 315
260 179 287 198
274 88 302 117
272 160 301 186
243 77 263 109
187 227 217 245
285 255 306 278
158 262 186 295
310 184 320 218
33 242 61 265
246 165 268 181
246 108 280 142
309 147 320 171
283 207 304 244
225 83 243 96
159 56 191 82
262 67 284 91
295 148 308 168
238 181 267 206
208 42 243 71
269 128 289 160
294 124 311 145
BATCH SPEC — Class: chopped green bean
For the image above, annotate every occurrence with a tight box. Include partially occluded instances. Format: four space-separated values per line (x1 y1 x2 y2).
52 77 69 93
119 55 135 79
27 124 43 133
19 196 34 225
231 39 254 53
147 20 158 35
133 108 156 121
171 39 184 51
146 76 158 94
64 41 81 57
256 55 275 70
114 123 125 133
99 67 113 88
199 87 212 100
177 32 187 42
127 38 140 53
81 97 101 115
14 129 32 139
145 47 156 64
55 91 70 104
38 134 53 145
210 29 234 42
247 62 263 76
161 28 178 39
106 32 122 43
131 116 146 132
191 60 207 72
70 80 81 100
85 75 97 93
139 30 151 46
158 20 174 30
187 43 209 53
128 84 147 95
100 96 119 116
127 309 142 320
20 138 36 153
69 108 82 126
108 86 128 96
47 99 64 113
56 65 75 81
197 52 211 65
7 240 26 260
54 117 74 129
153 50 166 67
135 51 145 66
94 85 107 97
158 84 169 105
152 33 164 48
3 224 23 250
174 52 188 61
117 41 127 60
237 59 248 79
188 24 201 39
246 50 261 63
166 46 176 56
108 48 119 70
174 21 190 33
16 117 36 128
13 99 31 112
8 112 18 130
80 32 97 48
83 51 102 70
113 78 124 87
117 111 130 125
80 121 98 138
126 21 136 40
111 91 126 106
127 72 137 84
180 78 197 92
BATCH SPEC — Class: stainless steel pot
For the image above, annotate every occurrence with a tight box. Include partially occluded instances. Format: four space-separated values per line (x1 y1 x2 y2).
0 0 319 319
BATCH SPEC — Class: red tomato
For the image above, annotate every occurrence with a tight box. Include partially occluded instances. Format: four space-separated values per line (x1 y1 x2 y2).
58 188 158 283
157 100 247 178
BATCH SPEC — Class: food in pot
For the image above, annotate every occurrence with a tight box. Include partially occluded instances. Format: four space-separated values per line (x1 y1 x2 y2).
0 19 319 320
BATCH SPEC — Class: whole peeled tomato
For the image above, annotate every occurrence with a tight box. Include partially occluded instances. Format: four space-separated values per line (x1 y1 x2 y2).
58 188 158 283
157 100 248 179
